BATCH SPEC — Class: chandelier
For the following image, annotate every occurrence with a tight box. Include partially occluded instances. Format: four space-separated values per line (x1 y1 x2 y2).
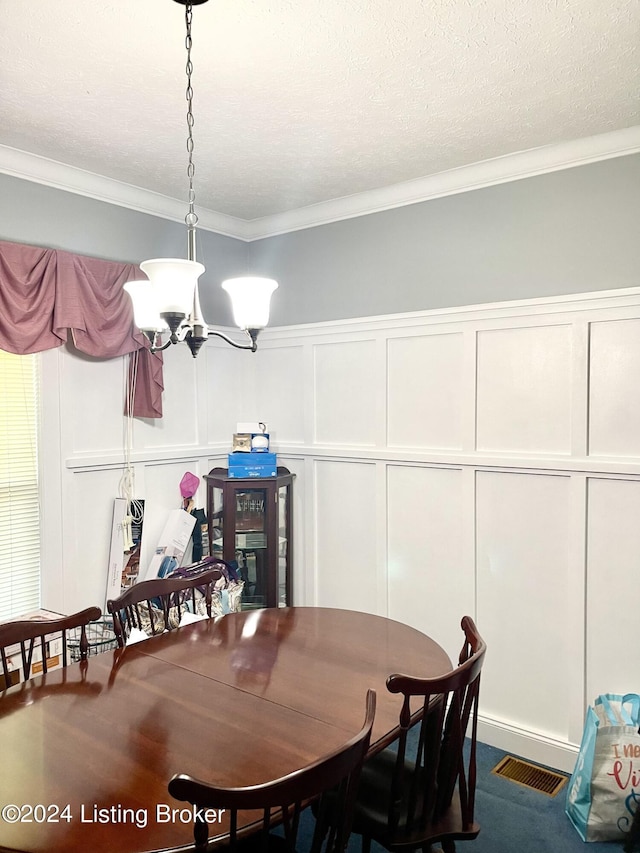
125 0 278 359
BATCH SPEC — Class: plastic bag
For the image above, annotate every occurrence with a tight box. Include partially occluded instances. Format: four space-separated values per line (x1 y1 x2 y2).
566 693 640 842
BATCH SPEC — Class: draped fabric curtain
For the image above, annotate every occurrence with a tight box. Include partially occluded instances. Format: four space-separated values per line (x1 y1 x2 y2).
0 240 163 418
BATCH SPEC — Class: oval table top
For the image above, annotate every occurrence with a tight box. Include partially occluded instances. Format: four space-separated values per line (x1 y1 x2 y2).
0 606 452 853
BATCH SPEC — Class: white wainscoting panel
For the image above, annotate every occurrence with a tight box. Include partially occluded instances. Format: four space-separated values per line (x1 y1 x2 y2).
137 344 199 448
387 464 471 656
586 477 640 700
65 467 125 613
251 345 306 445
589 318 640 458
476 324 573 454
62 348 124 455
204 343 244 445
314 460 378 611
313 340 378 446
476 470 572 742
387 333 464 451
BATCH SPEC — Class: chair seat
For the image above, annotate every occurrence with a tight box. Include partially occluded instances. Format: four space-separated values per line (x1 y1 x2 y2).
352 749 480 850
353 748 422 833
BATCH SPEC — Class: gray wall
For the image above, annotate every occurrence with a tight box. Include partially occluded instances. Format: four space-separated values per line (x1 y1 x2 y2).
2 153 639 329
249 153 640 325
0 173 248 328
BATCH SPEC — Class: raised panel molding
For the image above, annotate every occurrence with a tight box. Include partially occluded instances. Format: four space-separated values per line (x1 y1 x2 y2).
313 339 378 446
476 470 572 743
586 477 640 701
204 343 245 445
476 324 573 455
589 318 640 458
387 464 471 655
62 347 125 456
387 333 464 450
251 345 306 445
314 460 378 611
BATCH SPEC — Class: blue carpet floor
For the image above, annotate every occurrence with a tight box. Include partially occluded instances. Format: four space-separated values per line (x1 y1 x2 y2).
443 741 620 853
299 741 626 853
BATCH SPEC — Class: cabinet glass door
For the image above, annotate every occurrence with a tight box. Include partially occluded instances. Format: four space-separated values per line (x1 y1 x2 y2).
278 483 289 607
209 485 224 559
235 488 268 609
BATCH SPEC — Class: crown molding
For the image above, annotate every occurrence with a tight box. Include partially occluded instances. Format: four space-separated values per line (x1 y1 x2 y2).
0 145 247 238
242 126 640 240
2 126 639 242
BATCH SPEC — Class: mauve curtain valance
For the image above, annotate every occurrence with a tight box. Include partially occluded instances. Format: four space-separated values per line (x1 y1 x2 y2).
0 239 163 418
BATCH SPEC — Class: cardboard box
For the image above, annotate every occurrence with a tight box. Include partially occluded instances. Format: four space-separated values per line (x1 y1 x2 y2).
0 609 65 688
228 452 276 468
227 452 277 478
235 422 270 452
228 464 278 479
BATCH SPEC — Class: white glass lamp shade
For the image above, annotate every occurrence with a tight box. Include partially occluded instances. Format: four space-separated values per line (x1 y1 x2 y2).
139 258 205 317
222 277 278 330
123 280 168 332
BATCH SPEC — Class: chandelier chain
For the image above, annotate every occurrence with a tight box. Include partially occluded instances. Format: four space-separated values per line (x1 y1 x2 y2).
184 3 198 229
127 0 275 360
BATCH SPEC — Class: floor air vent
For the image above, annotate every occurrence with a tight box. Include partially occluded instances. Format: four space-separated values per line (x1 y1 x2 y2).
491 755 568 797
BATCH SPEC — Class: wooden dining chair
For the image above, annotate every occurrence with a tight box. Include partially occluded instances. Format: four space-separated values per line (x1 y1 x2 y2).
106 567 223 647
0 606 102 687
348 616 487 853
168 689 377 853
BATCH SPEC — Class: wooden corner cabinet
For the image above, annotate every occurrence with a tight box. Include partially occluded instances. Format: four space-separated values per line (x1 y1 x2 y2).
205 467 294 609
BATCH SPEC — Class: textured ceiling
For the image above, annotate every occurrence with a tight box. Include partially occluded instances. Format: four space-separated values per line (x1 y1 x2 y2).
0 0 638 222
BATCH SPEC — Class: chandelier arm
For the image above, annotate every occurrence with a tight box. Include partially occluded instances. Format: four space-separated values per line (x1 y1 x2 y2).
207 329 259 352
149 336 177 354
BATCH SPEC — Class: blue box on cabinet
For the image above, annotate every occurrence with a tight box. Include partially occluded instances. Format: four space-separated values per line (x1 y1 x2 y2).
227 452 277 478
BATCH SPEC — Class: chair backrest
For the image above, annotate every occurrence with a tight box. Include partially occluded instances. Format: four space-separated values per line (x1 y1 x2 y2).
106 567 223 647
168 689 377 853
0 606 102 687
384 616 486 840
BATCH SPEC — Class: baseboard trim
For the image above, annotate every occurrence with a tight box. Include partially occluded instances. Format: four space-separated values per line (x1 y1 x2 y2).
478 715 578 774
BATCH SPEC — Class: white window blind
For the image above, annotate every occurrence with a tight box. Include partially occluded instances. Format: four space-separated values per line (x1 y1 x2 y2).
0 350 40 619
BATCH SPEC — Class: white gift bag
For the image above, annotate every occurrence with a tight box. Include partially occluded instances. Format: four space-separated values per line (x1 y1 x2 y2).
566 693 640 842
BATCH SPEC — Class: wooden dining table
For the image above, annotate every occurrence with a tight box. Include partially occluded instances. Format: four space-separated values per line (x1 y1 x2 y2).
0 606 452 853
